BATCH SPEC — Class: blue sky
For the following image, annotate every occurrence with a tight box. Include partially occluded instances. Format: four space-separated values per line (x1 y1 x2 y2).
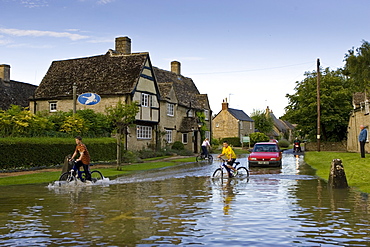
1 0 370 117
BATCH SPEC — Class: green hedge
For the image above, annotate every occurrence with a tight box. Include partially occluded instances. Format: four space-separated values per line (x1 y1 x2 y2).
0 137 116 170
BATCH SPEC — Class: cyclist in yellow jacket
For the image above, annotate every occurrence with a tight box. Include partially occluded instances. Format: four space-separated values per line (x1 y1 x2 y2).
217 141 238 176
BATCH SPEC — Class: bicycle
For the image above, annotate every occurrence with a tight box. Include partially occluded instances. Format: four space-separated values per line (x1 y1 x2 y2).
196 153 213 163
59 159 104 183
212 158 249 178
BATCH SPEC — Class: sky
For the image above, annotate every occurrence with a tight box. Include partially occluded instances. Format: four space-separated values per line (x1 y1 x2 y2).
1 0 370 118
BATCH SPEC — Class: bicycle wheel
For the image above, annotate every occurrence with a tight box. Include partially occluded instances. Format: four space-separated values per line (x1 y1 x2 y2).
207 155 213 163
196 155 202 162
236 167 249 178
212 168 224 178
91 170 104 182
59 172 76 182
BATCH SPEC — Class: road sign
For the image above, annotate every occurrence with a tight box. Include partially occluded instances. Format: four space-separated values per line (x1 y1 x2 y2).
77 93 101 105
242 136 250 143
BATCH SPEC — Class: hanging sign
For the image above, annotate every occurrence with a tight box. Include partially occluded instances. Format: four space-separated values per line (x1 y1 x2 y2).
77 93 101 105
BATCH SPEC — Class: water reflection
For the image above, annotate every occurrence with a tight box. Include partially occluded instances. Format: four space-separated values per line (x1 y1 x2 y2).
0 153 369 246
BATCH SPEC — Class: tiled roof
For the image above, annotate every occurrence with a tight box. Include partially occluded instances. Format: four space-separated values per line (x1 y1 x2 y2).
34 52 148 99
0 80 37 110
353 92 370 106
228 108 254 121
154 67 207 109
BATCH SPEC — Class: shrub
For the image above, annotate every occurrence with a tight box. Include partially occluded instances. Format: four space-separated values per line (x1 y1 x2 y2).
277 139 290 148
249 132 269 145
171 141 185 150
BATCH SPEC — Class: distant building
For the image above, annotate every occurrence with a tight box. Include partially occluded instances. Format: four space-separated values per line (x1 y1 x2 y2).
0 64 37 110
212 99 254 141
347 92 370 153
265 106 294 141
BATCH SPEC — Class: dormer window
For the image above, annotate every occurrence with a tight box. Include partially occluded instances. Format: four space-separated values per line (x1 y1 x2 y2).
187 109 193 117
204 109 209 120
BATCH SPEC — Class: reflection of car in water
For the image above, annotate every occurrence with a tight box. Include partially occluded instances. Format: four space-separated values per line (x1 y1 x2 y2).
248 142 282 167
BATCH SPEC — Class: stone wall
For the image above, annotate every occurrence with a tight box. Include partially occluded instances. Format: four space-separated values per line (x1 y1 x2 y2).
305 141 348 152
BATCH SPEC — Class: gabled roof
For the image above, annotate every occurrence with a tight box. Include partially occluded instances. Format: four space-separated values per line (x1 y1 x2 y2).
35 52 149 99
0 79 37 110
228 108 254 122
154 67 208 110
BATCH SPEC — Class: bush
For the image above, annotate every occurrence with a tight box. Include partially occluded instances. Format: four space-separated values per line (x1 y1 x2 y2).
249 132 269 145
277 139 290 148
222 137 241 147
171 141 184 150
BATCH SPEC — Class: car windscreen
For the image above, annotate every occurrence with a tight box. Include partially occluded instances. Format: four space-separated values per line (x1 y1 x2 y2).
253 144 278 152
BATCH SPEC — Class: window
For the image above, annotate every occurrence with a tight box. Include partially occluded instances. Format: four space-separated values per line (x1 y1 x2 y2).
216 123 220 128
250 122 253 129
205 131 210 140
240 121 243 129
167 103 174 116
141 93 150 107
204 110 209 120
137 125 152 139
188 109 193 117
49 102 57 112
165 130 172 143
182 133 188 144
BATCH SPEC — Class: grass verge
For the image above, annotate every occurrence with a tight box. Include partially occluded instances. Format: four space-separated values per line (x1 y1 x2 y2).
305 151 370 193
0 157 196 186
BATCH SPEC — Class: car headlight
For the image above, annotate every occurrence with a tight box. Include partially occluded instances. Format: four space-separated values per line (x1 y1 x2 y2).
270 158 277 161
249 157 257 161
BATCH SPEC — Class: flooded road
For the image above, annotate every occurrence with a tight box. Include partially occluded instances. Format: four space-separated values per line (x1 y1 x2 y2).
1 152 370 246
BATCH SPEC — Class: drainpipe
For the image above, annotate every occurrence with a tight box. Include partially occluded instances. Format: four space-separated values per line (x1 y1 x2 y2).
73 83 77 115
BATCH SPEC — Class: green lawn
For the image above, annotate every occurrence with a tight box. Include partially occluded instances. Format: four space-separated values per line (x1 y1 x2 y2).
305 151 370 193
0 157 196 186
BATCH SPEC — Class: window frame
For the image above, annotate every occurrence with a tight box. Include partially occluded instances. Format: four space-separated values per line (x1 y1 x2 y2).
137 125 152 139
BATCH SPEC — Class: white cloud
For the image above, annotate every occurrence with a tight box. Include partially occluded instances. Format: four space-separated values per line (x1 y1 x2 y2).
0 28 89 41
97 0 115 4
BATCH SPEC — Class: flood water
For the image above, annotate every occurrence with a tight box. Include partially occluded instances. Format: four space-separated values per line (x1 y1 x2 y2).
1 152 370 246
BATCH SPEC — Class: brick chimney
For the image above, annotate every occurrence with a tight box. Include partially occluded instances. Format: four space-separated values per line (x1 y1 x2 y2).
115 36 131 55
0 64 10 82
171 61 181 75
222 98 229 110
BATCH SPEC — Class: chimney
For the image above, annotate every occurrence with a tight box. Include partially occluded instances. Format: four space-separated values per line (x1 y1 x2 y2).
0 64 10 82
222 98 229 110
171 61 181 75
115 36 131 55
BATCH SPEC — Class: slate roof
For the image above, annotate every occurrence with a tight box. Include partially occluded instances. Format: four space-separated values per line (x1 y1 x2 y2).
228 108 254 122
154 67 208 110
0 80 37 110
34 52 148 99
353 92 370 106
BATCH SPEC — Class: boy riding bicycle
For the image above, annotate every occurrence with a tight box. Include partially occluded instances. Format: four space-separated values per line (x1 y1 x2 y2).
217 141 238 177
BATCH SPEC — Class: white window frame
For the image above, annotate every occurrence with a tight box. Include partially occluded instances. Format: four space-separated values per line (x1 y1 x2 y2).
137 125 152 139
205 131 210 140
182 133 188 144
204 109 209 120
141 93 150 107
188 109 193 117
167 103 174 116
165 129 172 143
250 122 253 130
49 102 57 112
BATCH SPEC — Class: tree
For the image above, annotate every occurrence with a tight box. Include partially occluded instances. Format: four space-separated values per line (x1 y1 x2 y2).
282 68 352 141
105 101 139 169
344 40 370 92
250 109 273 134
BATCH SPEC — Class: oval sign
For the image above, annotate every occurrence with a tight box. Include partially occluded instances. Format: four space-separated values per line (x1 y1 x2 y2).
77 93 101 105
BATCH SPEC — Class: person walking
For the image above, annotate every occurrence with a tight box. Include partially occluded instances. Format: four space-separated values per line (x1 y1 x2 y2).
70 136 92 181
358 125 368 158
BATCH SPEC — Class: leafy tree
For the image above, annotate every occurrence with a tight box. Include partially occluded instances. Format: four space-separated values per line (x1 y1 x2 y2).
344 40 370 92
250 109 273 134
60 115 88 136
282 68 352 141
249 132 269 145
105 101 139 169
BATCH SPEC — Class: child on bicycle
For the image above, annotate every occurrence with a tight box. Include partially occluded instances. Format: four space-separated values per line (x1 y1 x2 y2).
201 138 211 158
70 136 92 182
217 141 238 177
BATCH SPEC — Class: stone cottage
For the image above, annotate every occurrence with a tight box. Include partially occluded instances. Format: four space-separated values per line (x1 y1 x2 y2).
212 99 254 141
155 61 212 153
0 64 37 110
31 37 160 150
347 92 369 153
265 106 295 141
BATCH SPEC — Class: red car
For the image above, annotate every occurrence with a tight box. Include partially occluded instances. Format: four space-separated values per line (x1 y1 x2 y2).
248 142 282 167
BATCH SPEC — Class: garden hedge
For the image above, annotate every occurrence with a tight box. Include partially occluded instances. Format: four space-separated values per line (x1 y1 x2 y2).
0 137 117 170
